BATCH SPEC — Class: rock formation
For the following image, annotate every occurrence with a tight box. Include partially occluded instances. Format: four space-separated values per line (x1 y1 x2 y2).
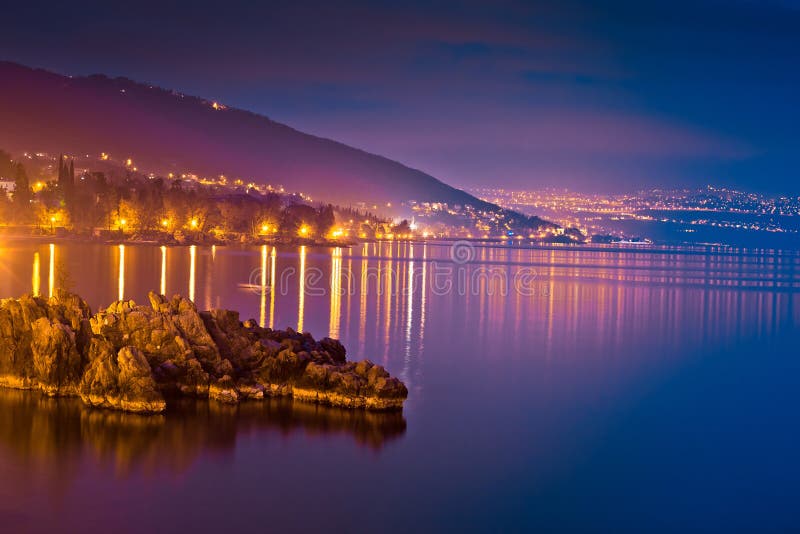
0 290 407 413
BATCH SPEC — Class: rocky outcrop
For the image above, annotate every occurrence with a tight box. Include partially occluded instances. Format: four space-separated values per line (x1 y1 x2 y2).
79 341 166 413
0 290 407 414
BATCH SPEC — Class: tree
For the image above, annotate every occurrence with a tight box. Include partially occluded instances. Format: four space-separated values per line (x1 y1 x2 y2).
0 189 11 223
315 204 336 235
0 150 13 180
11 162 33 223
12 162 31 204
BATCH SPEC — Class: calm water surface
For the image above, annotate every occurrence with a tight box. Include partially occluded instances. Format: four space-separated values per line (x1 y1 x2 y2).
0 239 799 532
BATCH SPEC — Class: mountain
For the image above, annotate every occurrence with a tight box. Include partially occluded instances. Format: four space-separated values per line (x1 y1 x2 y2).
0 61 493 213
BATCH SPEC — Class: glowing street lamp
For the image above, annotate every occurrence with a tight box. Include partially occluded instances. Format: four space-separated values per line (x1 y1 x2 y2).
190 218 198 229
299 225 310 237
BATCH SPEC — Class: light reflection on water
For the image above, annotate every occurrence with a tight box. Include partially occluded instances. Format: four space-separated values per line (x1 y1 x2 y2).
14 241 800 389
1 239 799 531
13 241 800 373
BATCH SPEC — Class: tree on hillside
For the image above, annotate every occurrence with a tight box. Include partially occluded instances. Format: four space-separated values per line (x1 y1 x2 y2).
0 150 13 180
0 184 11 223
316 204 336 235
11 162 33 223
12 162 31 204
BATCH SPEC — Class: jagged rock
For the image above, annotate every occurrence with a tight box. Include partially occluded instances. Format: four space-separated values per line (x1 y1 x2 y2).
30 317 83 396
79 340 166 413
0 295 50 387
0 291 408 413
320 337 347 363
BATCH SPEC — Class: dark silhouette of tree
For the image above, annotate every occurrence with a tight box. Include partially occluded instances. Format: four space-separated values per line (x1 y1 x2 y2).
0 150 13 180
11 162 33 223
12 162 31 204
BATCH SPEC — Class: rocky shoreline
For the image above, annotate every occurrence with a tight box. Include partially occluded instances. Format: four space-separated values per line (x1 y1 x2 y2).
0 290 408 413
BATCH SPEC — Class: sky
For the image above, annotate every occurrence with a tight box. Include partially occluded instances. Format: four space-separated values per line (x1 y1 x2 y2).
1 0 799 194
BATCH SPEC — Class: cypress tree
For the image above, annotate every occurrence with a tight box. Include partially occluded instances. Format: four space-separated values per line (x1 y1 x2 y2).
13 162 31 204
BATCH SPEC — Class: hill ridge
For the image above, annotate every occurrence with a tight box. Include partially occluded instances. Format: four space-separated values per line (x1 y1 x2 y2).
0 60 494 213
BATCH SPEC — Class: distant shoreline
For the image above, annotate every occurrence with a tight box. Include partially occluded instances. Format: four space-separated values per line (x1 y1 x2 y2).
0 229 358 249
4 230 799 257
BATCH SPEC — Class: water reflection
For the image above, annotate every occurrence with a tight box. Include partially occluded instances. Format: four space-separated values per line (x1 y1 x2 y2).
259 244 267 328
10 241 800 377
48 243 55 298
359 244 368 355
298 245 306 332
160 245 167 296
0 390 406 480
32 251 40 297
117 244 124 301
330 247 342 338
270 247 276 329
189 244 196 302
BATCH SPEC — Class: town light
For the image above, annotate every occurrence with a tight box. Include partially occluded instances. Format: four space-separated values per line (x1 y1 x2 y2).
120 218 127 226
299 225 310 236
261 224 269 233
190 218 198 228
161 219 169 227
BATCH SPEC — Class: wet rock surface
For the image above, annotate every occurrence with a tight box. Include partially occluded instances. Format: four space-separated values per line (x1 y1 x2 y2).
0 290 408 413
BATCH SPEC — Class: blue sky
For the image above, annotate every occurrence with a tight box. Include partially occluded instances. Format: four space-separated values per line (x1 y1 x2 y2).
2 0 798 193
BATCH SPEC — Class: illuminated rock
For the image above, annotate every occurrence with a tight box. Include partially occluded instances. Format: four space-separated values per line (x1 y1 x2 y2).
79 341 166 413
0 290 408 413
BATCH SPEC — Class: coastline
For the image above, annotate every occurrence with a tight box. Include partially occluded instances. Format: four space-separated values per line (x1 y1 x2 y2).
0 227 360 248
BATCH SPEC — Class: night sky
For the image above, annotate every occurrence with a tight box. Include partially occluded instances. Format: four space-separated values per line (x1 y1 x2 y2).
2 0 798 194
